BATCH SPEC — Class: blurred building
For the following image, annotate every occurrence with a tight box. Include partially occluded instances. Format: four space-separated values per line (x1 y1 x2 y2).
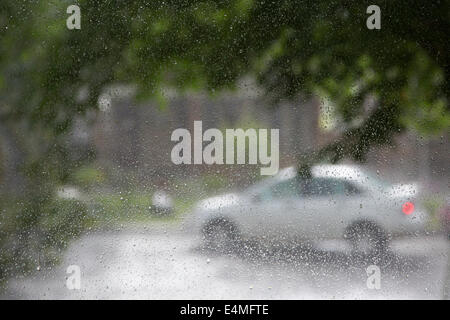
80 86 449 192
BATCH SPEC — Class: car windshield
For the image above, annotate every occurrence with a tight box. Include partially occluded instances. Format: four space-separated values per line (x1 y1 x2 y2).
0 0 449 303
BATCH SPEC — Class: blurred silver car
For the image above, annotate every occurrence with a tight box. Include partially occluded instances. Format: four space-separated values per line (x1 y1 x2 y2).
191 164 428 254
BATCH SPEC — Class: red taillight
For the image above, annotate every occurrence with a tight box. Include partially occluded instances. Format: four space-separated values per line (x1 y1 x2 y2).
402 202 414 215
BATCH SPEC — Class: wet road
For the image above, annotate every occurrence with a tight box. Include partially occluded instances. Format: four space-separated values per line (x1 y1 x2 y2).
3 223 449 299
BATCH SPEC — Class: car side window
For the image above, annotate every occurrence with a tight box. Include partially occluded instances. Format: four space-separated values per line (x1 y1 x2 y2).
343 181 361 195
300 178 357 197
258 177 361 200
260 178 300 200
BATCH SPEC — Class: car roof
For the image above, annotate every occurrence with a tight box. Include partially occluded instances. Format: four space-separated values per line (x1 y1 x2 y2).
276 164 364 180
249 164 381 195
312 164 365 181
274 164 375 187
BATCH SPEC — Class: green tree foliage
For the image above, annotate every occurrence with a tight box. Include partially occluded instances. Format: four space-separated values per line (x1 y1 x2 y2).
1 0 448 164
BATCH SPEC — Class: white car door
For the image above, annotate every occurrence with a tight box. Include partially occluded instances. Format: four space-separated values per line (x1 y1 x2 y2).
247 177 302 241
288 177 349 239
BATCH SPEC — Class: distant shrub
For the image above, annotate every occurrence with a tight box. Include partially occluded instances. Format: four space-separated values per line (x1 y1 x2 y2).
423 195 445 231
0 196 89 286
38 199 89 249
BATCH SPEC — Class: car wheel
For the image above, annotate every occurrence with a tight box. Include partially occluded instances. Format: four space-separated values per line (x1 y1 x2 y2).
345 222 388 255
202 218 240 253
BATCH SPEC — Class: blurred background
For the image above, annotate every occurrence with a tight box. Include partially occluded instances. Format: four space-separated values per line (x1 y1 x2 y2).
0 0 449 299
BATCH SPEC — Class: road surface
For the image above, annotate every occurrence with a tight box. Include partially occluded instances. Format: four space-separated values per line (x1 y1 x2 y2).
2 223 449 299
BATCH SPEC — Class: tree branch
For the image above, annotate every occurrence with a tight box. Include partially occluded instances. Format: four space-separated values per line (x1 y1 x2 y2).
298 102 402 174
